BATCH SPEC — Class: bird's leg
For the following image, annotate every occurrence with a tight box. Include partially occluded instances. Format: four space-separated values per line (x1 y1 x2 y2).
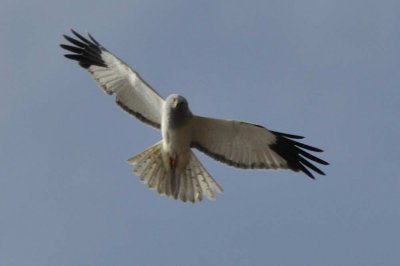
169 154 178 170
169 154 180 198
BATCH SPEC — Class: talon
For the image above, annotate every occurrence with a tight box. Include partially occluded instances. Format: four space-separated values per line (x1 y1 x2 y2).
169 155 178 169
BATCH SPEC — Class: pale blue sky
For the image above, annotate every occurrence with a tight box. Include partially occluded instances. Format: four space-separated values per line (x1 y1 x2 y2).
1 1 399 265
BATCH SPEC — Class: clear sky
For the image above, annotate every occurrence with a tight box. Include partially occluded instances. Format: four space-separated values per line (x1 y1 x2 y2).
1 1 399 265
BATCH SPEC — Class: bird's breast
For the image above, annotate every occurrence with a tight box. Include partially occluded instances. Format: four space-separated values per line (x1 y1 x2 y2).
161 124 192 174
162 123 192 155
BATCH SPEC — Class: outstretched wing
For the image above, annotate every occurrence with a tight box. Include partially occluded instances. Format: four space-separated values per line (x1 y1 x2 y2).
60 29 164 129
191 116 328 179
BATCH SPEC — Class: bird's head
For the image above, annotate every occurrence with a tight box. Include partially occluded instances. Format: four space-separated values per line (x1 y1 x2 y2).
165 94 192 127
166 94 190 111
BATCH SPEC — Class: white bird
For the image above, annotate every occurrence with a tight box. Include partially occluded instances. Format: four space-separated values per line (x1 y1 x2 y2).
61 30 328 203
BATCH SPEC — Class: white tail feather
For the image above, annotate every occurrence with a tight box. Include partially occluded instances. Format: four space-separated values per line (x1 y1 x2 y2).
127 142 223 203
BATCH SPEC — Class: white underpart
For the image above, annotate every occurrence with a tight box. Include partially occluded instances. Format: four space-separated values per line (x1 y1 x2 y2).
127 140 223 202
126 100 223 202
160 103 192 175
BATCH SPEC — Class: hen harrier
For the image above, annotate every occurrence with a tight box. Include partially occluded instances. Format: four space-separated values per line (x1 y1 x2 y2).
61 30 328 203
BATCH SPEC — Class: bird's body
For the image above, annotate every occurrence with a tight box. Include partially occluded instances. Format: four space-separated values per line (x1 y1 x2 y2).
161 95 193 187
161 95 193 167
61 30 328 203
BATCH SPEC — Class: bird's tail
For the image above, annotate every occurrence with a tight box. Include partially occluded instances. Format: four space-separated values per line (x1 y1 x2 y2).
127 141 223 203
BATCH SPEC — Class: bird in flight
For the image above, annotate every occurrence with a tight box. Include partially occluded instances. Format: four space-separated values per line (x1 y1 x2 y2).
60 30 328 203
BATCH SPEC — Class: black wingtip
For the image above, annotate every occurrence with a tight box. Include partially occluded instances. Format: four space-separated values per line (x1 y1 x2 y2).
60 30 107 68
299 165 315 179
269 131 328 179
70 28 83 39
88 33 101 46
271 130 304 139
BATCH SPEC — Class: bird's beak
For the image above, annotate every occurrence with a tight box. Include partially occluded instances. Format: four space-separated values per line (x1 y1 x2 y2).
172 97 178 108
